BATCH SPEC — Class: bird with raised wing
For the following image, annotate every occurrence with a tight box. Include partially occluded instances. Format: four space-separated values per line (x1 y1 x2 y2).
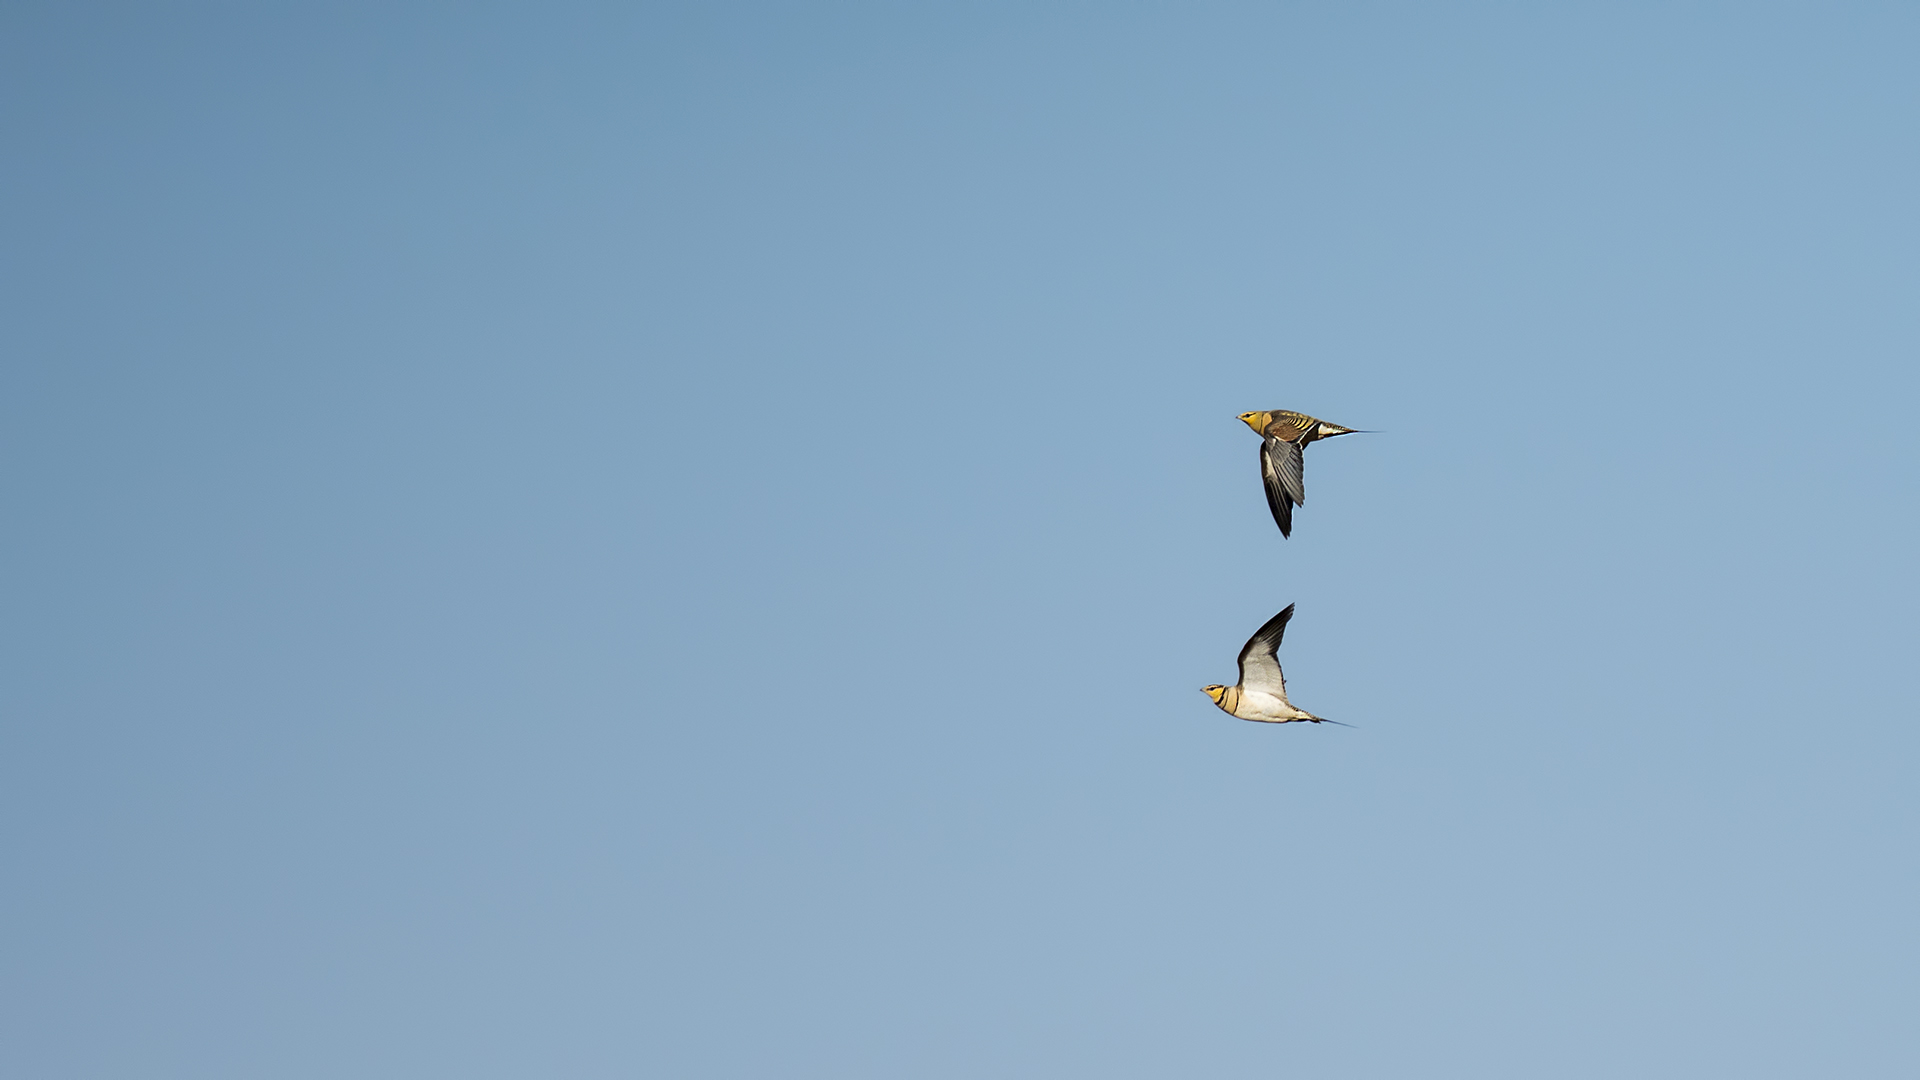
1236 409 1361 538
1202 604 1344 725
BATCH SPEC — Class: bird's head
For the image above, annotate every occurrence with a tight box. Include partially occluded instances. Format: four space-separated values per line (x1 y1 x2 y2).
1237 410 1272 435
1201 685 1228 704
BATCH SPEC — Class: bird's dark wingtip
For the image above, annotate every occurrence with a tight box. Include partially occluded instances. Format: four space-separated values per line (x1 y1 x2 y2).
1267 498 1292 538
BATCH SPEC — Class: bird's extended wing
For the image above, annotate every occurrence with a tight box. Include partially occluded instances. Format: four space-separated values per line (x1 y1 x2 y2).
1236 604 1294 698
1260 435 1305 537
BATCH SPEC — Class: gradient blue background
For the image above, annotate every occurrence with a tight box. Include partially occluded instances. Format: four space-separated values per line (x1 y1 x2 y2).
4 4 1918 1076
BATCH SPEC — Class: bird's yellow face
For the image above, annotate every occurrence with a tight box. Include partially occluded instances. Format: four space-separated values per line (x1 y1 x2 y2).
1201 685 1227 704
1237 410 1272 435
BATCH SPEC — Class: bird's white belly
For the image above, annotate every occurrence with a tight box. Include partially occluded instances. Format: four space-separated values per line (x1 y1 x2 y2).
1235 690 1304 723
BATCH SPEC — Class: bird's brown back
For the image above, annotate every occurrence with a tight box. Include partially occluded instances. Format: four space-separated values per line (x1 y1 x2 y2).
1263 410 1319 442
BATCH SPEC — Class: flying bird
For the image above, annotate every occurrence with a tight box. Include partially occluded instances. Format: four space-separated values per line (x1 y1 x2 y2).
1237 409 1361 538
1202 604 1345 725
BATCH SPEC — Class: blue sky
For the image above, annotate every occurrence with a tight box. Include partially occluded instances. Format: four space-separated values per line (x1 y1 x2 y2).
4 4 1918 1076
